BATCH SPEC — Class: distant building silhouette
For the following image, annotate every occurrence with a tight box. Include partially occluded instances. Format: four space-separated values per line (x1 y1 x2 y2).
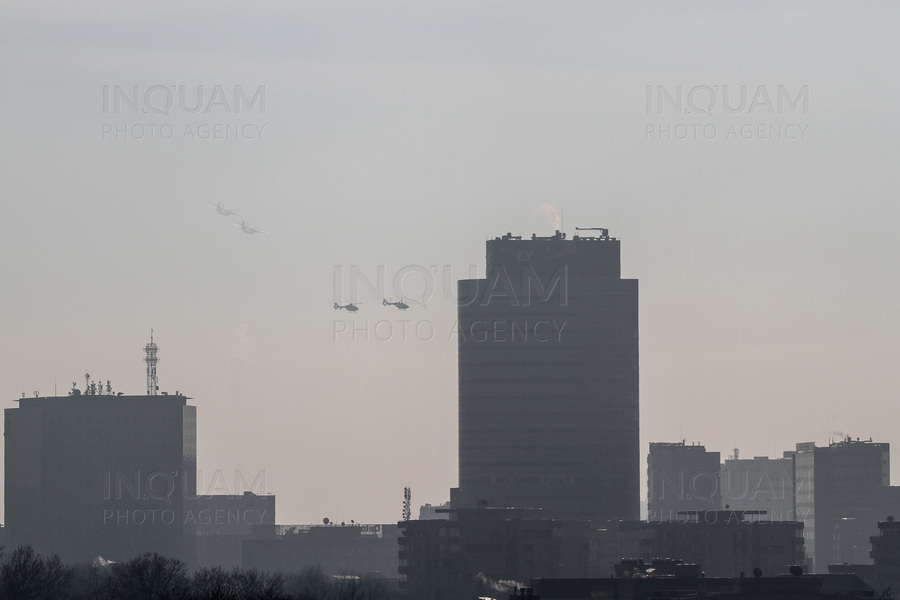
399 508 805 599
721 452 796 520
647 441 721 520
399 507 591 600
795 438 889 572
4 391 196 563
243 523 399 578
829 485 900 567
188 492 276 569
592 510 805 579
456 230 639 522
870 517 900 593
516 571 873 600
418 501 451 520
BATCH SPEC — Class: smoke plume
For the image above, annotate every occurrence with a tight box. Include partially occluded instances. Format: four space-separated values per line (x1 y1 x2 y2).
538 204 560 229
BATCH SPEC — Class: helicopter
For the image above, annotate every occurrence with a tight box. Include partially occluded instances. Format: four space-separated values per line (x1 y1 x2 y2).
209 201 240 217
334 302 360 312
233 219 268 235
383 298 409 310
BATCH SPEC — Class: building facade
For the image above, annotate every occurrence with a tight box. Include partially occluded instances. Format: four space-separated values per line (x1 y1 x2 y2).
591 511 806 578
4 392 196 563
647 441 721 521
522 572 872 600
720 452 796 521
870 518 900 594
398 508 591 600
457 230 639 523
189 492 276 569
795 438 890 572
243 523 399 577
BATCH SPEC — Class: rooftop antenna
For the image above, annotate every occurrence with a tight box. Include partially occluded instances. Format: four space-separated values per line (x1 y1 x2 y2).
145 329 159 395
403 487 412 521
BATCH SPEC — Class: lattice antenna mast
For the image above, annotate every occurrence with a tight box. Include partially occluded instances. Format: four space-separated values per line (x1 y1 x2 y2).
402 487 412 521
144 329 159 395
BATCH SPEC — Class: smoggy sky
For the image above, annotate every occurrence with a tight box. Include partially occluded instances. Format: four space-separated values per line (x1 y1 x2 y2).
1 1 899 524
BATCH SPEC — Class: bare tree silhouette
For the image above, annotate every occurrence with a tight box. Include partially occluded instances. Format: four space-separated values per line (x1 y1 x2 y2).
0 546 72 600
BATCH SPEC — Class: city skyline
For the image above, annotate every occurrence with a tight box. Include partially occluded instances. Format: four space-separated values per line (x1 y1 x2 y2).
2 2 899 526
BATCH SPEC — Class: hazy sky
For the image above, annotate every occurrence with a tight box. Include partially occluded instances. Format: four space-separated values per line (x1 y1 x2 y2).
2 1 899 524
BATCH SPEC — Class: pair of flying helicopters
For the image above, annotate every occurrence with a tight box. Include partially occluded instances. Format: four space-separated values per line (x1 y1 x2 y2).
209 201 268 234
334 299 409 312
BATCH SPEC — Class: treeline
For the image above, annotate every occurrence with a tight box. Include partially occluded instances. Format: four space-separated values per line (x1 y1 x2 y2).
0 546 402 600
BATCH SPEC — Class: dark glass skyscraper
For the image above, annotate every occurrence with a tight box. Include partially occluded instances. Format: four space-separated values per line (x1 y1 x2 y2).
456 230 639 522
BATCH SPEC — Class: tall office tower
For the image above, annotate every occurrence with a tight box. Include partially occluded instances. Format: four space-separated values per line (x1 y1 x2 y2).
456 229 639 523
795 437 889 572
720 452 795 521
5 389 197 564
647 441 721 521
